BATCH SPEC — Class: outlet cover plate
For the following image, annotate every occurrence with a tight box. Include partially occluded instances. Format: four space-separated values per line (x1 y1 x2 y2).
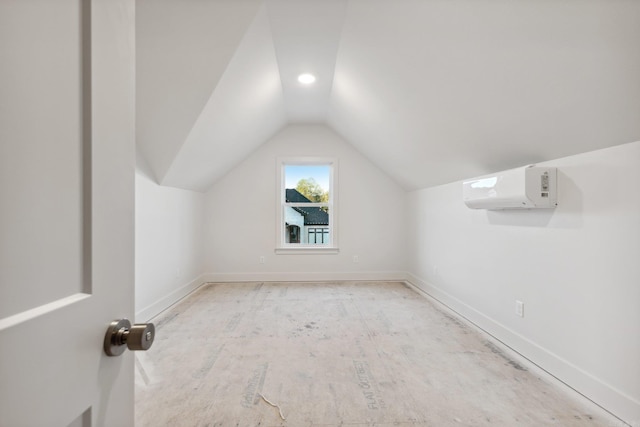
516 300 524 317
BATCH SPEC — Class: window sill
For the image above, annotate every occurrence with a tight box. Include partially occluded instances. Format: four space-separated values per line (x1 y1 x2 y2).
274 247 339 255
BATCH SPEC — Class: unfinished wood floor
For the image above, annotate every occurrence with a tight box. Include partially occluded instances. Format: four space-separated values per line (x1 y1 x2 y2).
135 281 619 426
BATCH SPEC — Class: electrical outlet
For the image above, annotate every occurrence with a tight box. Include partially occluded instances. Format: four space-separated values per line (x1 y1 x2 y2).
259 256 265 264
352 255 359 263
515 300 524 317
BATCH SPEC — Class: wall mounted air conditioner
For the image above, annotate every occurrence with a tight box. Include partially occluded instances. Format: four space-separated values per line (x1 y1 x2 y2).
463 165 557 210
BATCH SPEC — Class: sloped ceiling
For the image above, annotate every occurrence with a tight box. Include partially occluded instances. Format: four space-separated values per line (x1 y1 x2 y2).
136 0 640 192
136 0 263 183
161 5 287 191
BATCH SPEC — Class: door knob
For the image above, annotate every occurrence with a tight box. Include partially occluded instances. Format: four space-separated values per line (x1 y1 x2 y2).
104 319 155 357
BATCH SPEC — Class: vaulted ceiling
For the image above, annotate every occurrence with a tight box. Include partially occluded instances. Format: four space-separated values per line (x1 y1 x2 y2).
136 0 640 192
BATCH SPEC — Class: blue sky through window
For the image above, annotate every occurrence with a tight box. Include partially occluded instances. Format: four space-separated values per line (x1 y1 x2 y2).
285 165 330 192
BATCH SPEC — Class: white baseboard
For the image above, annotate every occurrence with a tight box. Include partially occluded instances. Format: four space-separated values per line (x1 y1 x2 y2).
405 273 639 426
135 274 207 322
202 271 408 283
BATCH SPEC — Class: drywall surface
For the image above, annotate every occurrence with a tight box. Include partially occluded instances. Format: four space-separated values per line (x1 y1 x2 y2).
204 124 407 281
135 169 205 321
406 141 640 423
136 0 261 183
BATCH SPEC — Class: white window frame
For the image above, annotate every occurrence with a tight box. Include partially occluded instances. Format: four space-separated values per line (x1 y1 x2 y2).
275 157 338 254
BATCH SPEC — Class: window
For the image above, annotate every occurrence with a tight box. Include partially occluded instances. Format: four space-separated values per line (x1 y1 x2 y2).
307 227 329 244
276 158 338 253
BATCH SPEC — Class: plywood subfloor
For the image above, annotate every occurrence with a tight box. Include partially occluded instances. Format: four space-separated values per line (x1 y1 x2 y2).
135 281 620 426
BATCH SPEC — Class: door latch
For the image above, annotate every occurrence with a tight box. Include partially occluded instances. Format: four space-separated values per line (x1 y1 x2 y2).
104 319 155 357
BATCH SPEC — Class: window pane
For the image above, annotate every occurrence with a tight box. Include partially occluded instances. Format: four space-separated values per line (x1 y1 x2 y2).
307 227 330 244
285 165 330 203
284 206 330 245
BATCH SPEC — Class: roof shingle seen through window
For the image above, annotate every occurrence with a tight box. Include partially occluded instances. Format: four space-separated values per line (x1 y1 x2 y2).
286 189 329 226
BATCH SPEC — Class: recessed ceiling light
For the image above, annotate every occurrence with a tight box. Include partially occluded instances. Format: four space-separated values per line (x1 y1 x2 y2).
298 73 316 84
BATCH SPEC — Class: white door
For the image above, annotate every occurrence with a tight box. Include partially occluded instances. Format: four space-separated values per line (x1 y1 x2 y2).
0 1 136 426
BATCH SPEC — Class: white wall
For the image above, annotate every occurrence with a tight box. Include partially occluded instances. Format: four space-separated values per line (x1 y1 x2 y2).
135 163 206 322
406 141 640 423
204 124 407 281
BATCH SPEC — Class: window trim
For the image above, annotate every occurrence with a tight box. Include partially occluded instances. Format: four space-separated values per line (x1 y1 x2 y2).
275 157 338 254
